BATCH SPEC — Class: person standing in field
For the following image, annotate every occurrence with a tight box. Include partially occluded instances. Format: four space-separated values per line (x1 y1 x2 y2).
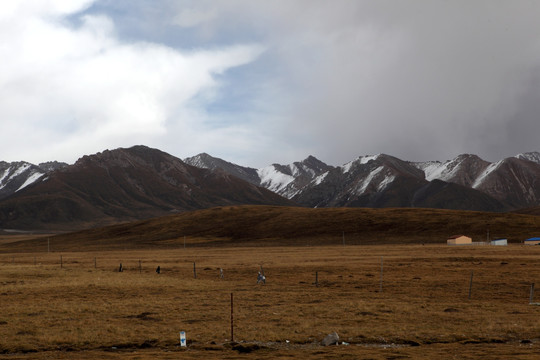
257 271 266 284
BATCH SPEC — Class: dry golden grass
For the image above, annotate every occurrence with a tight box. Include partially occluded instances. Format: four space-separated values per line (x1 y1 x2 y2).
1 244 540 359
4 205 540 253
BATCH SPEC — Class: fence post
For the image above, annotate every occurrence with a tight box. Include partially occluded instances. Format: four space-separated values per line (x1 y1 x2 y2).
468 271 474 300
379 257 383 292
193 262 197 279
315 271 319 287
230 293 234 342
530 283 535 304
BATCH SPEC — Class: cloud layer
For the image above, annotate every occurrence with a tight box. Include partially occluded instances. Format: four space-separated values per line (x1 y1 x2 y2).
2 1 540 167
0 0 263 163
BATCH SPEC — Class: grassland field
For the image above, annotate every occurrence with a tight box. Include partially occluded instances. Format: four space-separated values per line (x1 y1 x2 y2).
1 240 540 359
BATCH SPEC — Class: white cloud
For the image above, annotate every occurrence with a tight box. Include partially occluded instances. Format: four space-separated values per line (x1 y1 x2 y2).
0 1 263 163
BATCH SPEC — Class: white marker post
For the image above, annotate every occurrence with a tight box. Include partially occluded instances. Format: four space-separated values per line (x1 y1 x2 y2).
179 331 186 347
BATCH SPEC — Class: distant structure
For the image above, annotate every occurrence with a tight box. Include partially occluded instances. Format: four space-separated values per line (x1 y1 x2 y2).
524 237 540 245
491 238 508 246
156 266 161 274
219 268 224 279
447 235 472 245
257 271 266 284
119 263 123 272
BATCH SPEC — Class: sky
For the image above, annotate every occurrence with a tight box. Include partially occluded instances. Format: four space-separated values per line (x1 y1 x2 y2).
1 0 540 168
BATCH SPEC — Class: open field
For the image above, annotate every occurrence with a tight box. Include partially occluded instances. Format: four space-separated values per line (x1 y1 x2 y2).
1 243 540 359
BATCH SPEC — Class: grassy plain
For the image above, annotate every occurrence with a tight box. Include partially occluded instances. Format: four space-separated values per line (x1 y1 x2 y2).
1 243 540 359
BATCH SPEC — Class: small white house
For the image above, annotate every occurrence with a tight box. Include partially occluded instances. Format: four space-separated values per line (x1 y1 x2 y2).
491 238 507 246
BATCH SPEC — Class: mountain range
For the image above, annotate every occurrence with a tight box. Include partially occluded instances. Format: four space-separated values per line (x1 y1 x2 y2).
185 151 540 211
0 146 292 230
1 145 539 230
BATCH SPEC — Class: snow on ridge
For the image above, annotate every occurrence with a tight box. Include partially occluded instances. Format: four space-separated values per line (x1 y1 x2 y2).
11 163 31 178
16 172 44 192
186 155 211 169
342 161 355 173
411 161 441 180
0 167 11 185
312 171 329 186
515 152 540 164
359 154 380 164
377 174 395 191
355 166 384 194
425 161 455 182
472 161 501 188
1 164 36 191
287 162 317 178
257 165 295 192
289 163 301 177
342 154 380 173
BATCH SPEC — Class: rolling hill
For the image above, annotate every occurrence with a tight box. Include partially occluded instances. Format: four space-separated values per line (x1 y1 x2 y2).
4 205 540 252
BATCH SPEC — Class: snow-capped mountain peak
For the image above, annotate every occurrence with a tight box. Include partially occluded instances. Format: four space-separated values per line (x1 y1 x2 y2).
0 162 45 199
515 151 540 165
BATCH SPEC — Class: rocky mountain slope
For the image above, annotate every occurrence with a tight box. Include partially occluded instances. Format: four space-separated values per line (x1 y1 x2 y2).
2 148 539 231
187 151 540 212
0 146 293 230
184 154 334 199
0 161 67 200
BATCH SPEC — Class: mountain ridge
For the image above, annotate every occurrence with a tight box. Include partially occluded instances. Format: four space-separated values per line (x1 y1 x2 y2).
0 146 293 230
186 151 540 212
1 147 540 231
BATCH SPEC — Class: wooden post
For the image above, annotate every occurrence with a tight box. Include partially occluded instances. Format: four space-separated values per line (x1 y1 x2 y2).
193 262 197 279
48 238 50 253
342 231 345 246
468 271 474 300
184 236 186 249
315 271 319 287
60 255 63 268
379 256 383 292
230 293 234 342
34 257 36 266
94 257 97 269
139 260 142 273
530 283 535 304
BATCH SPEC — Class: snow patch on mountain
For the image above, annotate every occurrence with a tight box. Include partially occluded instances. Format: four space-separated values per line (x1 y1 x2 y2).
355 166 384 194
472 161 501 188
313 171 329 186
421 159 462 182
16 172 44 192
342 154 380 173
257 165 294 193
412 161 442 180
0 167 10 186
378 174 395 191
12 163 31 177
0 163 35 190
515 152 540 164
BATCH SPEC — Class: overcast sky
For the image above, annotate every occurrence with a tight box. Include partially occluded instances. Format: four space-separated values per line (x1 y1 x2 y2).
1 0 540 167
